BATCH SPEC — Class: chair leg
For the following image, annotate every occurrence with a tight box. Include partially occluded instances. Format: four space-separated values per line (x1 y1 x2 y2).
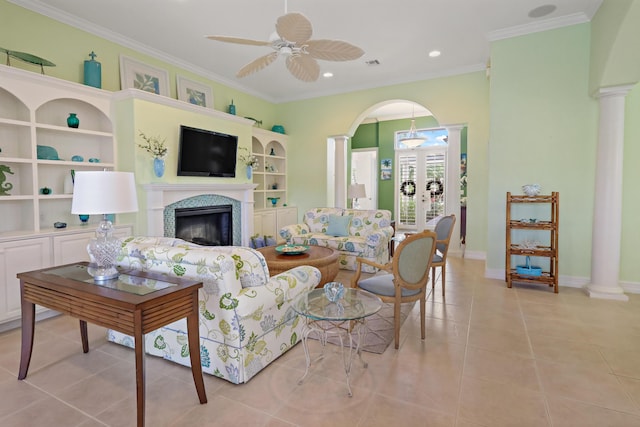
420 295 426 340
441 264 446 296
431 266 435 291
394 301 401 349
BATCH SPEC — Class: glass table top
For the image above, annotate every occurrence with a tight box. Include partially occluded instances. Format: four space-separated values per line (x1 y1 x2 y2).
293 287 383 321
44 264 177 296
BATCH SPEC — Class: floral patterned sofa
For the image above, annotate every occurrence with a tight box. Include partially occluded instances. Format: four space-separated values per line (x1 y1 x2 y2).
279 207 393 273
107 236 321 384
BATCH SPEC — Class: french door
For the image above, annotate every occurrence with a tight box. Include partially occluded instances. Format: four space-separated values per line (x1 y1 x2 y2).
396 149 446 231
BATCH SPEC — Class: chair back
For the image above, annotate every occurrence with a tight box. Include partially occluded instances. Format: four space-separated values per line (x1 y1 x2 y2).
393 230 437 291
434 214 456 254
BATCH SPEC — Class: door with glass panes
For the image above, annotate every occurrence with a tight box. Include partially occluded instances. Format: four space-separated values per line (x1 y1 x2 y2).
396 149 446 231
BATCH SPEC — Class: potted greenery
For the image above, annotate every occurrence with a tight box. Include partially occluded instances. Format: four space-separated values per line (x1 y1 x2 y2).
138 131 167 177
238 147 258 179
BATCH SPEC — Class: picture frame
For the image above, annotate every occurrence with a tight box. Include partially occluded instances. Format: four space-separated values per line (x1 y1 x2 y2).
119 55 169 96
176 75 213 108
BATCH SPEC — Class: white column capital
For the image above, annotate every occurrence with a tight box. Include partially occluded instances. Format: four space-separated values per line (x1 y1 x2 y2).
597 85 634 99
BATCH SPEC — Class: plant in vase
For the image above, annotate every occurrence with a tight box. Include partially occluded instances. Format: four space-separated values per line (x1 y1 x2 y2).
238 147 258 179
267 197 280 207
137 131 167 178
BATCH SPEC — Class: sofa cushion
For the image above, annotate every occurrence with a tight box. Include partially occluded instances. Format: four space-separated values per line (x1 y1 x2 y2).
326 214 352 237
303 207 344 233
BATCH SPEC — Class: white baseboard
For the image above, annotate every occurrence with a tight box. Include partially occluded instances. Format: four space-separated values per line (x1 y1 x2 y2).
484 268 640 294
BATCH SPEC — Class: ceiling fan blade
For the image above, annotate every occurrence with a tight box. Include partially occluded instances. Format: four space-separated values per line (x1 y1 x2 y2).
286 55 320 82
276 12 312 44
237 52 279 78
306 40 365 61
206 35 271 47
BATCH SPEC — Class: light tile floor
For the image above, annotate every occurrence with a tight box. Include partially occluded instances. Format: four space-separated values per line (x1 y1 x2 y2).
2 257 640 426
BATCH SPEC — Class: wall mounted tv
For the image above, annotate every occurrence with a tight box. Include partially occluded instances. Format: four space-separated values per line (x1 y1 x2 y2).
177 125 238 177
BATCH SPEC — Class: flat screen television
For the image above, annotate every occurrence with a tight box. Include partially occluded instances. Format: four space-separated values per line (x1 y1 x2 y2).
177 125 238 177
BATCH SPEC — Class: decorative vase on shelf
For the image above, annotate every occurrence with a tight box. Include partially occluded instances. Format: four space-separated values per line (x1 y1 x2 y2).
79 214 90 224
67 113 79 128
154 158 165 178
246 165 253 179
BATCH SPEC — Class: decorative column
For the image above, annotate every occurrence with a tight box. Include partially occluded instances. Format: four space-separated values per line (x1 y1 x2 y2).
445 125 463 253
585 85 633 301
330 135 349 208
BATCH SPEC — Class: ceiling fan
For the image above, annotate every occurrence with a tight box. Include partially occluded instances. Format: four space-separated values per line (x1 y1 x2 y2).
206 12 364 82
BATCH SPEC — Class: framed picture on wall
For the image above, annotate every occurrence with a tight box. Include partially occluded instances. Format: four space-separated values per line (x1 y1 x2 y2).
176 75 213 108
381 158 392 180
119 55 169 96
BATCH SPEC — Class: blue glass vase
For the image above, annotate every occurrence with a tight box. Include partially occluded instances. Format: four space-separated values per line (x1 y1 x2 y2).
154 158 165 178
246 165 252 179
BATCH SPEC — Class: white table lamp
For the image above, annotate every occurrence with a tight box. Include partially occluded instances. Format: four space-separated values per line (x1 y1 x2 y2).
71 171 138 282
348 183 367 209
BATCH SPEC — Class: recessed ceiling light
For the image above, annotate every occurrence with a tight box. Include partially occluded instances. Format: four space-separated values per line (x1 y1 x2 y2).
323 72 333 78
528 4 557 18
428 50 441 58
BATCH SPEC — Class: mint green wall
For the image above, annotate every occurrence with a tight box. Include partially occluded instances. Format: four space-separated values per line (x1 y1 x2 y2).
620 83 640 281
0 0 278 129
487 24 598 278
590 0 640 93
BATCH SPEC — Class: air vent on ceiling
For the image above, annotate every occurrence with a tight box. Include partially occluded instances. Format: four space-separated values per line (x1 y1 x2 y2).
365 59 380 66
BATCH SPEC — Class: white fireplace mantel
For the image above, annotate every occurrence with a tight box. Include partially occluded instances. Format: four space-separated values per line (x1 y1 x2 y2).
142 183 257 245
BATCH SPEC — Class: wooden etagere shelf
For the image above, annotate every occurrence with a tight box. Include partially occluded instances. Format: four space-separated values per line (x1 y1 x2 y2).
505 191 559 293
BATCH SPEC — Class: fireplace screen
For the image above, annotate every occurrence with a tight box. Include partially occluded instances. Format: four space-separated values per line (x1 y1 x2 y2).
175 205 232 246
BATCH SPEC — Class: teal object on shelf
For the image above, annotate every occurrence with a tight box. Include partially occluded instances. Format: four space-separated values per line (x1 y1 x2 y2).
67 113 79 128
271 125 285 134
83 51 101 88
228 100 236 115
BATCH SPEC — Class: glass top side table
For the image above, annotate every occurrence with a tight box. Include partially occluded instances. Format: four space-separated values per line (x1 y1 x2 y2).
293 287 383 397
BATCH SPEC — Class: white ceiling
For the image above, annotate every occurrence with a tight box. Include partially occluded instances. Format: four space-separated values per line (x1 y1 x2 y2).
13 0 602 118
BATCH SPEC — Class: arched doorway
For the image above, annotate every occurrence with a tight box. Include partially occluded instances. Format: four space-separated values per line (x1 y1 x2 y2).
332 100 465 253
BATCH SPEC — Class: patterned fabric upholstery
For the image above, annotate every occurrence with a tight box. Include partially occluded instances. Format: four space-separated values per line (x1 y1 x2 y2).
107 236 321 384
280 208 393 273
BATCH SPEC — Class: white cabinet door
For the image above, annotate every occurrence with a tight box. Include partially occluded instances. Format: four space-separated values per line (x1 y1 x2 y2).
254 210 277 238
276 207 298 230
0 237 52 323
52 226 133 265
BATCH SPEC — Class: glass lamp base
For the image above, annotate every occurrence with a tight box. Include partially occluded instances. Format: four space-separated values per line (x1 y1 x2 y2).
87 219 122 283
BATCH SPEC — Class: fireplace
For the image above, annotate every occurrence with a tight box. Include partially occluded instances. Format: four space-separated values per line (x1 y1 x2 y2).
175 205 232 246
142 183 256 246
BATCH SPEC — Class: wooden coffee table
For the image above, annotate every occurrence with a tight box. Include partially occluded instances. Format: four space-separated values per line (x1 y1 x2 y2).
257 245 339 287
17 263 207 427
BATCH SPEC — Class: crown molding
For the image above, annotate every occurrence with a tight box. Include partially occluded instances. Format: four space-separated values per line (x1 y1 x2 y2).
487 12 591 41
8 0 275 102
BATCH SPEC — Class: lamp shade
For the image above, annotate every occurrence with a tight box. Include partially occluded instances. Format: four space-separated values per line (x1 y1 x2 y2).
348 183 367 199
71 171 138 215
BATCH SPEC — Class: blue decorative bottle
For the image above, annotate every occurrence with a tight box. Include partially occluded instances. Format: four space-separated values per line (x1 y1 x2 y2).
83 51 101 88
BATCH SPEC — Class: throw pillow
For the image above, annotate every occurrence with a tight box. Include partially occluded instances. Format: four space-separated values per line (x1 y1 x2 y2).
326 215 352 237
251 235 266 248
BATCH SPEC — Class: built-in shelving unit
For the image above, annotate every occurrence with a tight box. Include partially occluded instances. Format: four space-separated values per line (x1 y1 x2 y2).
0 64 132 328
0 64 116 234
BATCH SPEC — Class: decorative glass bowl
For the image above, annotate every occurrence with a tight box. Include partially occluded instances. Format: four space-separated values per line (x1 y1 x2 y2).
522 184 541 196
324 282 345 303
